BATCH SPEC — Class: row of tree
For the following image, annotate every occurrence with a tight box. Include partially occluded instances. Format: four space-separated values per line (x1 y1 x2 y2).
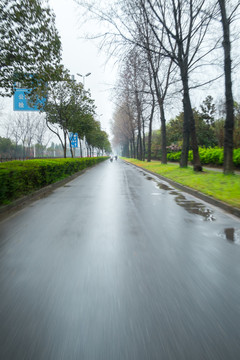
151 97 240 159
37 76 111 157
1 113 49 158
0 0 111 157
76 0 240 173
0 136 64 159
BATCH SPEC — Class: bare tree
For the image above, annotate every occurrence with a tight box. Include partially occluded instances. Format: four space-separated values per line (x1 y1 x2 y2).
112 69 138 158
34 114 52 156
75 0 175 163
7 113 36 157
138 0 218 171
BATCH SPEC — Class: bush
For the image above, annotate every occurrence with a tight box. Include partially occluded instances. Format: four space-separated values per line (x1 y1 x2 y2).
167 147 240 167
0 157 107 205
233 149 240 166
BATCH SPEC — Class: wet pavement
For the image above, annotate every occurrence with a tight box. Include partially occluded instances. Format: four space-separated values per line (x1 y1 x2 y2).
0 159 240 359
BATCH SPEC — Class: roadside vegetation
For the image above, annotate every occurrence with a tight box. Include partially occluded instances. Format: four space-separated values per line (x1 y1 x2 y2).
0 0 111 160
122 158 240 209
81 0 240 174
167 147 240 168
0 157 108 205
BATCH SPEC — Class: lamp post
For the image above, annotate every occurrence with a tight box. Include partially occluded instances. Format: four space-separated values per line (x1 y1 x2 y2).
76 72 91 87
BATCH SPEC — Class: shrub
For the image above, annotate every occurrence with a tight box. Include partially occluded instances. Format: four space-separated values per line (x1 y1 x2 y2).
0 157 107 205
233 149 240 167
167 147 240 167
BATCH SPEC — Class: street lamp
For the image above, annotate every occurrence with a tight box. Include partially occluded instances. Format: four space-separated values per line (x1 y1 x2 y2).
76 72 91 87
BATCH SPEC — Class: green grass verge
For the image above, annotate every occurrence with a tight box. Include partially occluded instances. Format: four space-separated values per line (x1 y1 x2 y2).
122 158 240 209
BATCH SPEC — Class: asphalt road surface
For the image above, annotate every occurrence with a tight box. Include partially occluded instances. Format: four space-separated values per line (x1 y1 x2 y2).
0 159 240 360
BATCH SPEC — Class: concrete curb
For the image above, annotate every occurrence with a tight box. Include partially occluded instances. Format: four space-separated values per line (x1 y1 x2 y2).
0 168 87 220
124 160 240 219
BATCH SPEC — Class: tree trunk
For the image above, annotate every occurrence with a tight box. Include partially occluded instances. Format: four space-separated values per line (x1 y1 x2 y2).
132 132 136 159
137 115 143 160
63 130 67 158
147 103 155 162
123 141 130 157
190 107 202 171
130 140 133 158
180 70 202 171
219 0 234 174
180 83 190 168
159 101 167 164
79 140 82 157
142 116 146 161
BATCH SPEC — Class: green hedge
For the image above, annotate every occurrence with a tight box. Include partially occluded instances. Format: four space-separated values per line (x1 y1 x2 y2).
167 147 240 167
0 157 107 205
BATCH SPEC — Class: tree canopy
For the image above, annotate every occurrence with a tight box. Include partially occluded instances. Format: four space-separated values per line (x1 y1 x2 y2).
0 0 62 96
43 75 111 157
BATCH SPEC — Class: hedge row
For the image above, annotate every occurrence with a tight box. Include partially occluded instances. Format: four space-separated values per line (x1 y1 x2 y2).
0 157 107 205
167 147 240 167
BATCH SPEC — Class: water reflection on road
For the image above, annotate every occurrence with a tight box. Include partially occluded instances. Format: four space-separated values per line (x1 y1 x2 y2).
0 160 240 359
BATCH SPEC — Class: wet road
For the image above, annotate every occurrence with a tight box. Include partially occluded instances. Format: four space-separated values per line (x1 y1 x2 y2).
1 159 240 359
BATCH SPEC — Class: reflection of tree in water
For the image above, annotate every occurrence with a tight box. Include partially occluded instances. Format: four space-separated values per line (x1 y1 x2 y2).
224 228 235 242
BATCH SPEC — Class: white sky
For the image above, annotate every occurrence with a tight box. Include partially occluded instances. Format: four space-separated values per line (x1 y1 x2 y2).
48 0 118 135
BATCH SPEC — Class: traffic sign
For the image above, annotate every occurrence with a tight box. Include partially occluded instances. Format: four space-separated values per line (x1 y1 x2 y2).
69 133 78 148
13 88 46 111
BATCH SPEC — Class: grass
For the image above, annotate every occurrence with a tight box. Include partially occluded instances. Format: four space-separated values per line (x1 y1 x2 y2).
122 158 240 209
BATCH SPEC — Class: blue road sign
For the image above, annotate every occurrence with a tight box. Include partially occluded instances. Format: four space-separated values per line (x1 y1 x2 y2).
13 88 46 111
69 133 78 148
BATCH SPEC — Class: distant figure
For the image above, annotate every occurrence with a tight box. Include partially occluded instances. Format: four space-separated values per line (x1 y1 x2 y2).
114 155 118 160
110 157 113 162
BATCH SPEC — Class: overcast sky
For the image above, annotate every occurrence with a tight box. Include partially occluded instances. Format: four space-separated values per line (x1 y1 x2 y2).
48 0 118 135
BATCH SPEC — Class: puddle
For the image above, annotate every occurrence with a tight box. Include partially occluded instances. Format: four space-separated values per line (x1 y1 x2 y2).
221 228 240 244
175 195 216 221
225 228 234 241
148 178 216 222
170 191 179 196
63 185 71 188
157 183 172 191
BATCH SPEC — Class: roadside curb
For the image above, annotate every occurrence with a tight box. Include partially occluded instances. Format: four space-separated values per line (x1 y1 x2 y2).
0 168 87 220
124 160 240 219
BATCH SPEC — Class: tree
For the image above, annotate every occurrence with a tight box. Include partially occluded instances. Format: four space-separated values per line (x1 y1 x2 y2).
200 96 216 125
43 75 96 157
6 113 36 157
214 119 225 147
0 137 14 158
217 0 240 173
233 102 240 148
112 102 136 158
167 109 218 149
140 0 218 171
130 3 176 163
84 120 109 156
0 0 62 96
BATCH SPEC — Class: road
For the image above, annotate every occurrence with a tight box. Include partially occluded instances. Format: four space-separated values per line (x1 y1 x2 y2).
0 159 240 360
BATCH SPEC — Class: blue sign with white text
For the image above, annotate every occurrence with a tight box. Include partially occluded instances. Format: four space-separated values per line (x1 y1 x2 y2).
13 88 46 111
69 133 78 148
